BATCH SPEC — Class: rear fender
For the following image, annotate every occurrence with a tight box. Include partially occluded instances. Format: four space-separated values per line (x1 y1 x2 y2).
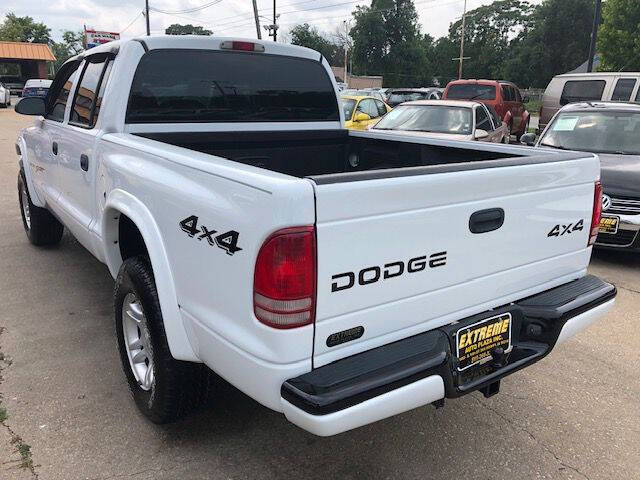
520 110 531 132
102 189 199 362
503 110 513 127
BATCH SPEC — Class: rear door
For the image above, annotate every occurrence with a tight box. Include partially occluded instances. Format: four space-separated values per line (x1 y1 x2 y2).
311 151 598 366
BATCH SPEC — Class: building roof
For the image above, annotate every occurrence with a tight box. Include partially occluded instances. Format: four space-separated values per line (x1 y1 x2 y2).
0 41 56 61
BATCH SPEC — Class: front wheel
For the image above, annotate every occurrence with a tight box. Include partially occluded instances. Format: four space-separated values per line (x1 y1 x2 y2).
516 119 530 142
114 256 213 423
18 170 64 246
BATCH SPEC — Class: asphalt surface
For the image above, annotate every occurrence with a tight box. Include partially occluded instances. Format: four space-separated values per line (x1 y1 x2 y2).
0 105 638 480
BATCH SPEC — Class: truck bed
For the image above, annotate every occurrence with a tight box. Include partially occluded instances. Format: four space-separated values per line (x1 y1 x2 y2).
134 129 525 179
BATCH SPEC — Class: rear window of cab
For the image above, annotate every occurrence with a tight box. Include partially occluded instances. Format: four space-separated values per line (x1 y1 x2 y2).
447 84 496 100
126 49 340 123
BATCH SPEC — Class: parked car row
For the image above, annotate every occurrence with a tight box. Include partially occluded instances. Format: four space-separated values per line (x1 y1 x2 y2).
0 76 51 98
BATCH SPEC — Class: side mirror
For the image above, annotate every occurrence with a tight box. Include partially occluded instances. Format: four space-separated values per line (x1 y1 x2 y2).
520 132 537 146
354 112 371 122
474 129 489 140
522 96 530 103
15 97 46 116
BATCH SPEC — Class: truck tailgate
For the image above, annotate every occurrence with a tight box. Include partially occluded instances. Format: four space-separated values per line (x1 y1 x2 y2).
310 154 599 367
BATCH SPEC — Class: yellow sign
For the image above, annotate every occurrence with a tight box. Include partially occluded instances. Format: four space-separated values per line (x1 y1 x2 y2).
456 313 511 370
599 216 619 235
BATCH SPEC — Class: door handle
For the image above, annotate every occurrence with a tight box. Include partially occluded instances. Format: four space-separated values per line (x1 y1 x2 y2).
80 154 89 172
52 141 58 155
469 208 505 234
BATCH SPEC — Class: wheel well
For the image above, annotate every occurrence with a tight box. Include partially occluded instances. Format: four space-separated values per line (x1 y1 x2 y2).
119 215 149 260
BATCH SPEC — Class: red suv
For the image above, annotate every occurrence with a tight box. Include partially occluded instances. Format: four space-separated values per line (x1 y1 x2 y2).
444 80 530 141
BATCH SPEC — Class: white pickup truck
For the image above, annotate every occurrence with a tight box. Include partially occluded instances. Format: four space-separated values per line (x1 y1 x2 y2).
15 36 616 436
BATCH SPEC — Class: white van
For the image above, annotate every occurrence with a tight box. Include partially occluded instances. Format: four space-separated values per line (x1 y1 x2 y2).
539 72 640 132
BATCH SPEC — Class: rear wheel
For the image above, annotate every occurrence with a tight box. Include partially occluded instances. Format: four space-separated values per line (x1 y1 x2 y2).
18 170 64 246
114 256 213 423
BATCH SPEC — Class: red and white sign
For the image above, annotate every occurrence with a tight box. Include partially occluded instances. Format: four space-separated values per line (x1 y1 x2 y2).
85 29 120 49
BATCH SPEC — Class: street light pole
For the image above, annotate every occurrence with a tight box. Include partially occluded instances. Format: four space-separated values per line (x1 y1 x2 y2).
587 0 602 72
145 0 150 36
458 0 467 79
343 20 349 87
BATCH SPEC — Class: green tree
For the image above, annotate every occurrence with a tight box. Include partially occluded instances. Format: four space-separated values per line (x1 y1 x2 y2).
0 12 51 44
290 23 341 65
446 0 534 81
51 30 84 72
504 0 595 88
350 0 435 87
598 0 640 71
165 24 212 35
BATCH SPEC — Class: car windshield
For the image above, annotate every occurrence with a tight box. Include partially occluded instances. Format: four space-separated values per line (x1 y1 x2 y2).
447 84 496 100
540 111 640 155
341 98 356 120
374 105 472 134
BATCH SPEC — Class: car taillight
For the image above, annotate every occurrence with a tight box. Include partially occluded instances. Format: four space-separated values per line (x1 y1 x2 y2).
589 181 603 246
254 226 316 329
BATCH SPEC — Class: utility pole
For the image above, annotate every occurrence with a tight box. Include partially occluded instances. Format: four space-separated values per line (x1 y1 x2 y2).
252 0 262 39
343 20 349 87
587 0 602 72
272 0 277 42
145 0 150 36
457 0 467 79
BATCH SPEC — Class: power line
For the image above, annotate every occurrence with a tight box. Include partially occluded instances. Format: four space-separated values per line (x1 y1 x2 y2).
120 11 144 34
149 0 223 14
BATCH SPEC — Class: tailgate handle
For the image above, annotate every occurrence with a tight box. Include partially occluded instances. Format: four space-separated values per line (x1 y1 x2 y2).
469 208 504 234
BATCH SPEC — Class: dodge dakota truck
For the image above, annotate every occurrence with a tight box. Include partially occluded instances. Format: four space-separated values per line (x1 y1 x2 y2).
14 36 616 436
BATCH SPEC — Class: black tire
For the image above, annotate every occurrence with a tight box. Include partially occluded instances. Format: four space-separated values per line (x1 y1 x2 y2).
114 256 213 423
18 169 64 246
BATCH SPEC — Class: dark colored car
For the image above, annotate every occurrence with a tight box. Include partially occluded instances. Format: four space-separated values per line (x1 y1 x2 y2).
21 79 53 98
385 88 442 107
528 101 640 251
443 79 530 140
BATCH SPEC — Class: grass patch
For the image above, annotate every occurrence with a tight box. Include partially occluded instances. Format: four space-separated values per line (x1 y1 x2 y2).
525 99 541 115
0 406 7 422
18 443 33 470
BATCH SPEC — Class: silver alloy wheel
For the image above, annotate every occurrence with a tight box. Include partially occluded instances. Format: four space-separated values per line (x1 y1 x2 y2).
122 293 154 391
21 183 31 230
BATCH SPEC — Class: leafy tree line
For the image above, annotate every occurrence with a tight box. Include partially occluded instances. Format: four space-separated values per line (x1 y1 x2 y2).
291 0 640 89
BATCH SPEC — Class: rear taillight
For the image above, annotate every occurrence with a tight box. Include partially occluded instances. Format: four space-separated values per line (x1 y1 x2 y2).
254 226 316 329
589 181 603 246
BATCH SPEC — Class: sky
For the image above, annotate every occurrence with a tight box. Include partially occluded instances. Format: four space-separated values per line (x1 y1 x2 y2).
1 0 542 43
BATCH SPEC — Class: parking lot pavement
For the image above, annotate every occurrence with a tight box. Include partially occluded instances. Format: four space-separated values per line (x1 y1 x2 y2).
0 107 638 480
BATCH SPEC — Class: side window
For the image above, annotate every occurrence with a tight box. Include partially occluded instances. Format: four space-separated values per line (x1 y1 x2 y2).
502 85 513 101
358 99 379 118
486 105 502 127
92 61 113 122
636 87 640 102
46 62 81 122
374 99 387 116
70 58 108 128
476 106 493 131
561 80 605 105
611 78 637 101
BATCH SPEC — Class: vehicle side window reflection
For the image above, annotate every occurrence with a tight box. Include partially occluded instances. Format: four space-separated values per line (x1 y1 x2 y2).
70 59 107 128
47 64 81 122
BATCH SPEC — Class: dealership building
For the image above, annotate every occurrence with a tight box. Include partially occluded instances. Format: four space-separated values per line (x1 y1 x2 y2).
0 41 56 84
